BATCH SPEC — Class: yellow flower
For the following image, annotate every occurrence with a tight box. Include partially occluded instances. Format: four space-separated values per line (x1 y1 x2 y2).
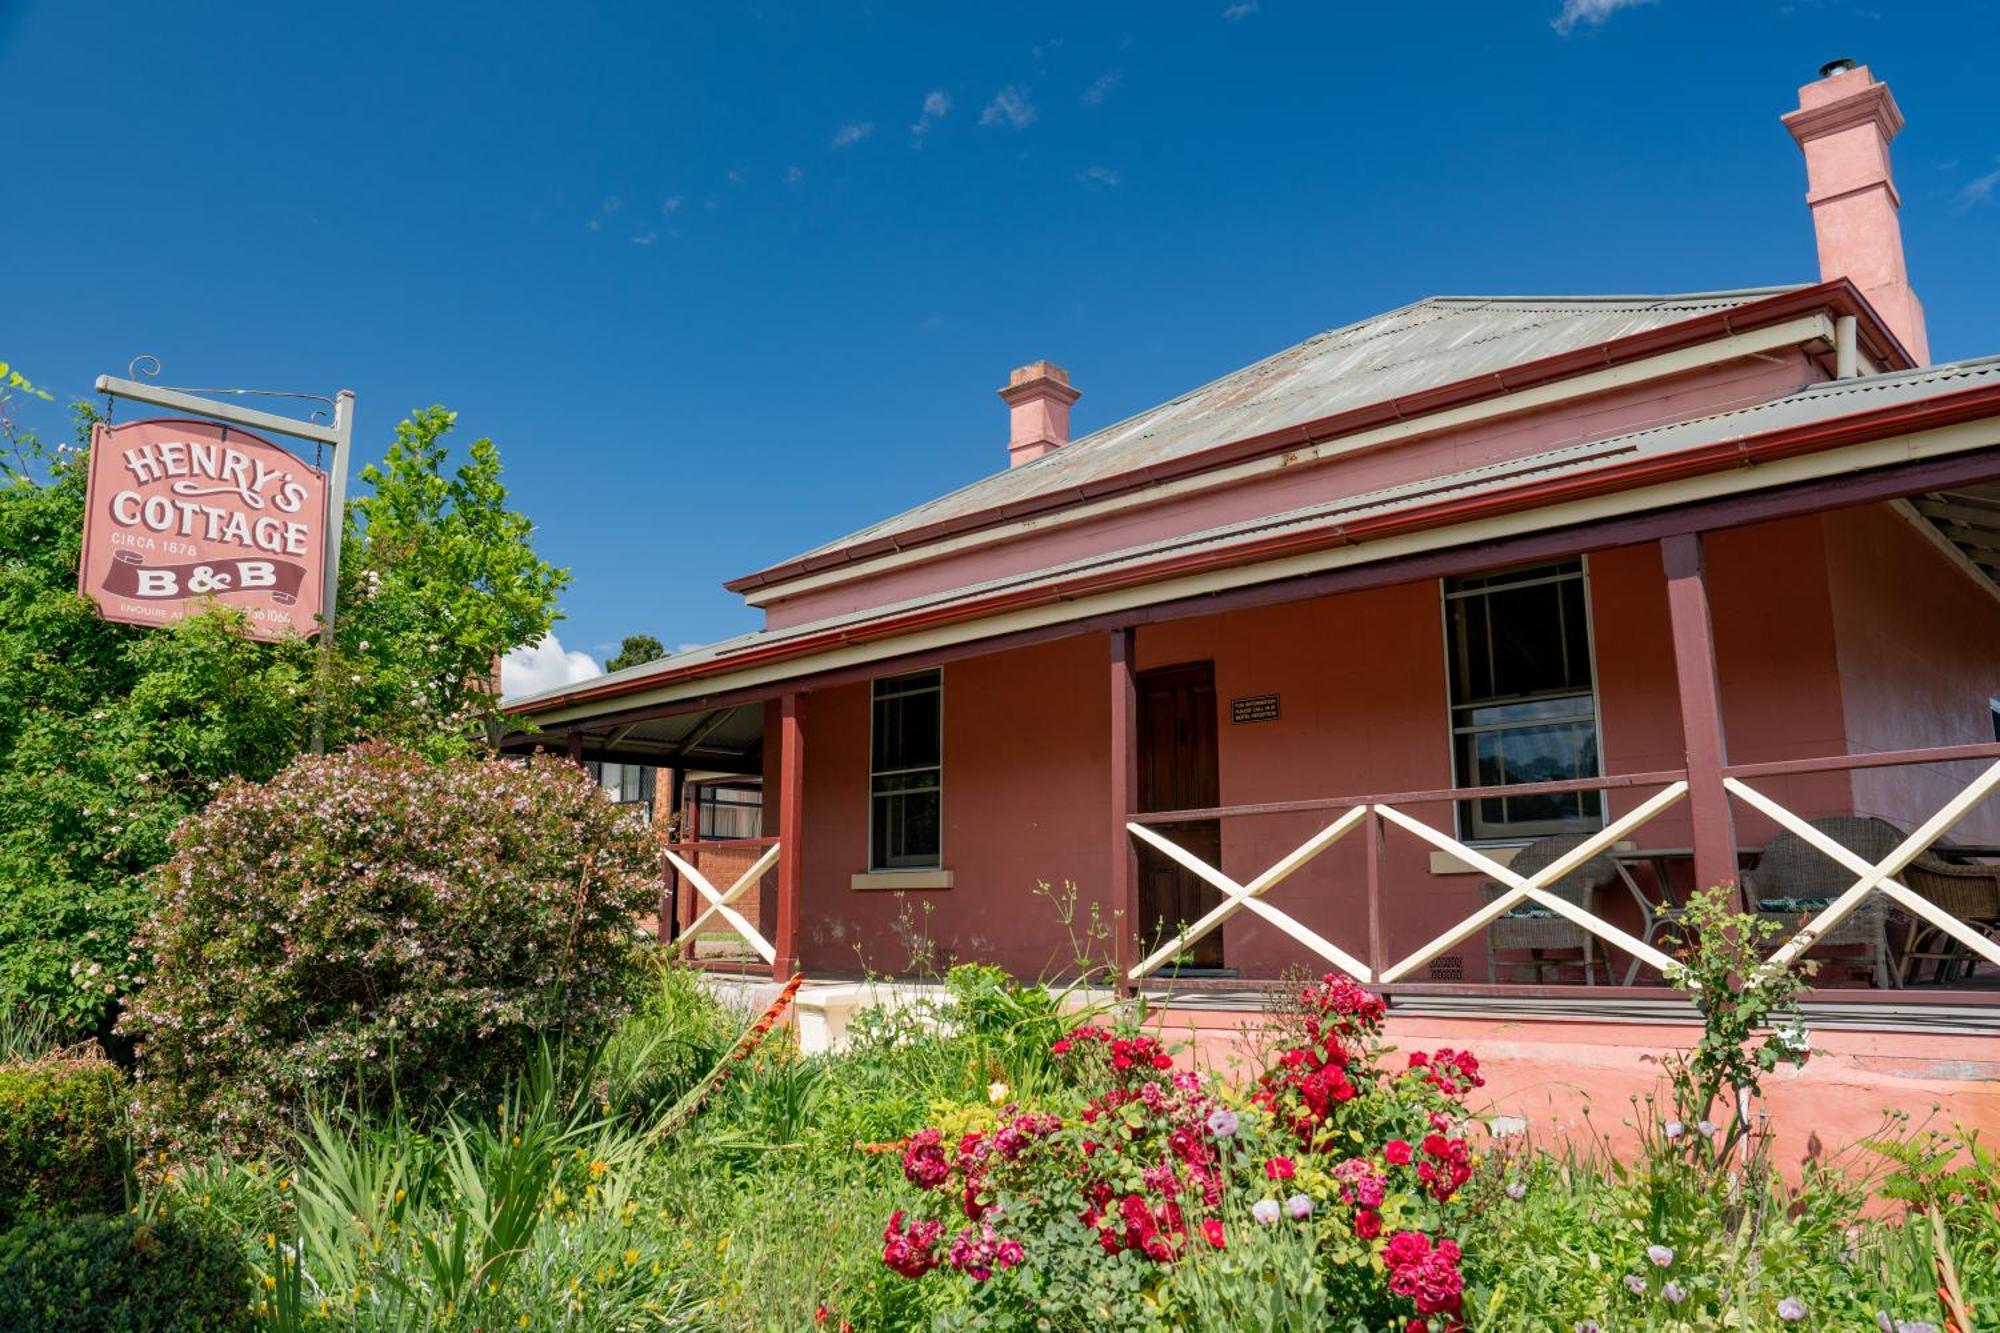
263 1274 277 1289
623 1247 639 1267
987 1081 1010 1104
588 1159 609 1180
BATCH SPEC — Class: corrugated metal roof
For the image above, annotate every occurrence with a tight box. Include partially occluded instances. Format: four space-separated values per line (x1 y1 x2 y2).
785 289 1802 563
507 354 2000 711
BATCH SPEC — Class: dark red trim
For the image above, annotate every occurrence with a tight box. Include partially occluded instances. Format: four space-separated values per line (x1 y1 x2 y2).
726 281 1912 595
515 376 2000 719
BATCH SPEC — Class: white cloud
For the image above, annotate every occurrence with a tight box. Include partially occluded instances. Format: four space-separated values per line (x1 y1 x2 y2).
662 195 684 213
630 229 657 246
1958 160 2000 208
1079 165 1121 187
831 121 875 149
979 86 1037 130
1081 70 1122 105
1552 0 1656 35
501 633 602 697
786 163 805 186
910 89 951 144
1221 1 1259 19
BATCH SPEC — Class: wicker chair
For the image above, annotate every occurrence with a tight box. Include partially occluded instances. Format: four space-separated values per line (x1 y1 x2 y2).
1897 836 2000 984
1481 833 1622 986
1741 816 1927 990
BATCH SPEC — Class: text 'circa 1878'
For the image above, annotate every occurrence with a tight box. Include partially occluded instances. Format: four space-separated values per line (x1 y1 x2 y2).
78 417 329 640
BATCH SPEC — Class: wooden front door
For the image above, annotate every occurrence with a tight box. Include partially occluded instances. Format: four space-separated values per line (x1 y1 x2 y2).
1136 661 1224 968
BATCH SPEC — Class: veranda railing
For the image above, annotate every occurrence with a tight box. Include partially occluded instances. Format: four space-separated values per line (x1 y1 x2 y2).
1122 741 2000 999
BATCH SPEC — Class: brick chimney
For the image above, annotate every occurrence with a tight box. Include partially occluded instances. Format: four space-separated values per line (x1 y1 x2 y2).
1783 59 1928 366
998 361 1081 467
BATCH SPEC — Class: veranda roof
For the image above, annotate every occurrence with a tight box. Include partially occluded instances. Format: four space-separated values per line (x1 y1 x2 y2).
508 352 2000 718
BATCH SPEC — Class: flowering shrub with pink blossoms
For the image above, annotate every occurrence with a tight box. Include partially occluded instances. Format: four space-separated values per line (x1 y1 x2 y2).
876 975 1488 1331
121 744 658 1156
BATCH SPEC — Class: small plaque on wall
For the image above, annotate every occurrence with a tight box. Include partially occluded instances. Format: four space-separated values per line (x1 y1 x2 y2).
1230 693 1280 724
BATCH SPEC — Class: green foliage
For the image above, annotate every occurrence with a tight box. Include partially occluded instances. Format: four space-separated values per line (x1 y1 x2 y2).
604 633 664 673
0 1211 252 1332
337 406 569 748
0 1053 127 1228
121 745 657 1155
0 401 567 1037
1660 886 1814 1151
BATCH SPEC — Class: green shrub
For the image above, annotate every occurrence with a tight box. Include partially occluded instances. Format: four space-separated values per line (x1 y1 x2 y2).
0 1053 127 1228
0 1211 251 1332
122 743 659 1155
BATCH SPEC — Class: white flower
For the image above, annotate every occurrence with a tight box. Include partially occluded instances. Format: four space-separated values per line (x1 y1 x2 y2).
1251 1198 1281 1225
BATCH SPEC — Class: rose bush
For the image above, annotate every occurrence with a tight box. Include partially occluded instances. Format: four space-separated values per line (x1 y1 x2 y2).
121 743 657 1155
876 975 1486 1331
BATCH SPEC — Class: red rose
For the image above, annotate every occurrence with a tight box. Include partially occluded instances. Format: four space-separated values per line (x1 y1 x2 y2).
1200 1218 1226 1249
1264 1156 1296 1181
1385 1139 1413 1165
1354 1209 1383 1239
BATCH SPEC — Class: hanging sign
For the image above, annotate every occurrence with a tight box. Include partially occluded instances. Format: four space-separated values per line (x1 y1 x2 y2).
77 417 329 641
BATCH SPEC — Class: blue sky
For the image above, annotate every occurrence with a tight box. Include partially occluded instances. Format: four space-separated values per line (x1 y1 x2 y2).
7 0 1998 691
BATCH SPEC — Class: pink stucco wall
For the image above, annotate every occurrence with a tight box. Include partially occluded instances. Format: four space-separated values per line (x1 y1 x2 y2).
1825 503 2000 842
783 513 1929 982
794 634 1114 979
761 352 1823 631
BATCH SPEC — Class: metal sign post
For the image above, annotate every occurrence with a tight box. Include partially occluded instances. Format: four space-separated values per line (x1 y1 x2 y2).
92 370 355 750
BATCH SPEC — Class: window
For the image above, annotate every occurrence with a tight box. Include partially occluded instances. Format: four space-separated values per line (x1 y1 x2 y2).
696 783 763 840
587 762 655 820
1443 560 1603 840
870 668 943 870
1990 699 2000 744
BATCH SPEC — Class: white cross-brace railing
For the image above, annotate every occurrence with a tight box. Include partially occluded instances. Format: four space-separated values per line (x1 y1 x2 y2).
1126 805 1372 983
664 843 782 965
1726 759 2000 978
1375 781 1691 984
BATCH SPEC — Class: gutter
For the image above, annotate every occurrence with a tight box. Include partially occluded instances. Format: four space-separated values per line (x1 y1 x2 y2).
723 280 1912 595
515 375 2000 717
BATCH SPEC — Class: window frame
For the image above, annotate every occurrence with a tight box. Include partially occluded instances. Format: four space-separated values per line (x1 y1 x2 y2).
868 667 944 872
695 781 764 840
586 761 655 821
1437 556 1608 844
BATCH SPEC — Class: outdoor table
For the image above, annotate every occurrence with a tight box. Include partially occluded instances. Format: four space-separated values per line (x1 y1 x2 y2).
1609 844 1764 986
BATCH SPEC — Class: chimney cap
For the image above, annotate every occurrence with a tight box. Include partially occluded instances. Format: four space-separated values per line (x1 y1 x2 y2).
1818 57 1858 78
1007 360 1072 390
998 360 1082 406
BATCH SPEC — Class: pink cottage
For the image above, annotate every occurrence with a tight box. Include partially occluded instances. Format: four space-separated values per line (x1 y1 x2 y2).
507 63 2000 1143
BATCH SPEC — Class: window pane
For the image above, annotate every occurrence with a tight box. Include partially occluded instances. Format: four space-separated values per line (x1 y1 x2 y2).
873 693 941 773
872 789 941 868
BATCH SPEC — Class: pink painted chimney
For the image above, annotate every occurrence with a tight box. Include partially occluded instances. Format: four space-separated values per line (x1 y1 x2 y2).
1783 59 1928 366
999 361 1082 467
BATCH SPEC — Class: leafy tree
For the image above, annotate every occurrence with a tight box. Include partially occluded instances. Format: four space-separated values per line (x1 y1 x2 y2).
0 394 567 1036
605 633 664 673
335 406 570 749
